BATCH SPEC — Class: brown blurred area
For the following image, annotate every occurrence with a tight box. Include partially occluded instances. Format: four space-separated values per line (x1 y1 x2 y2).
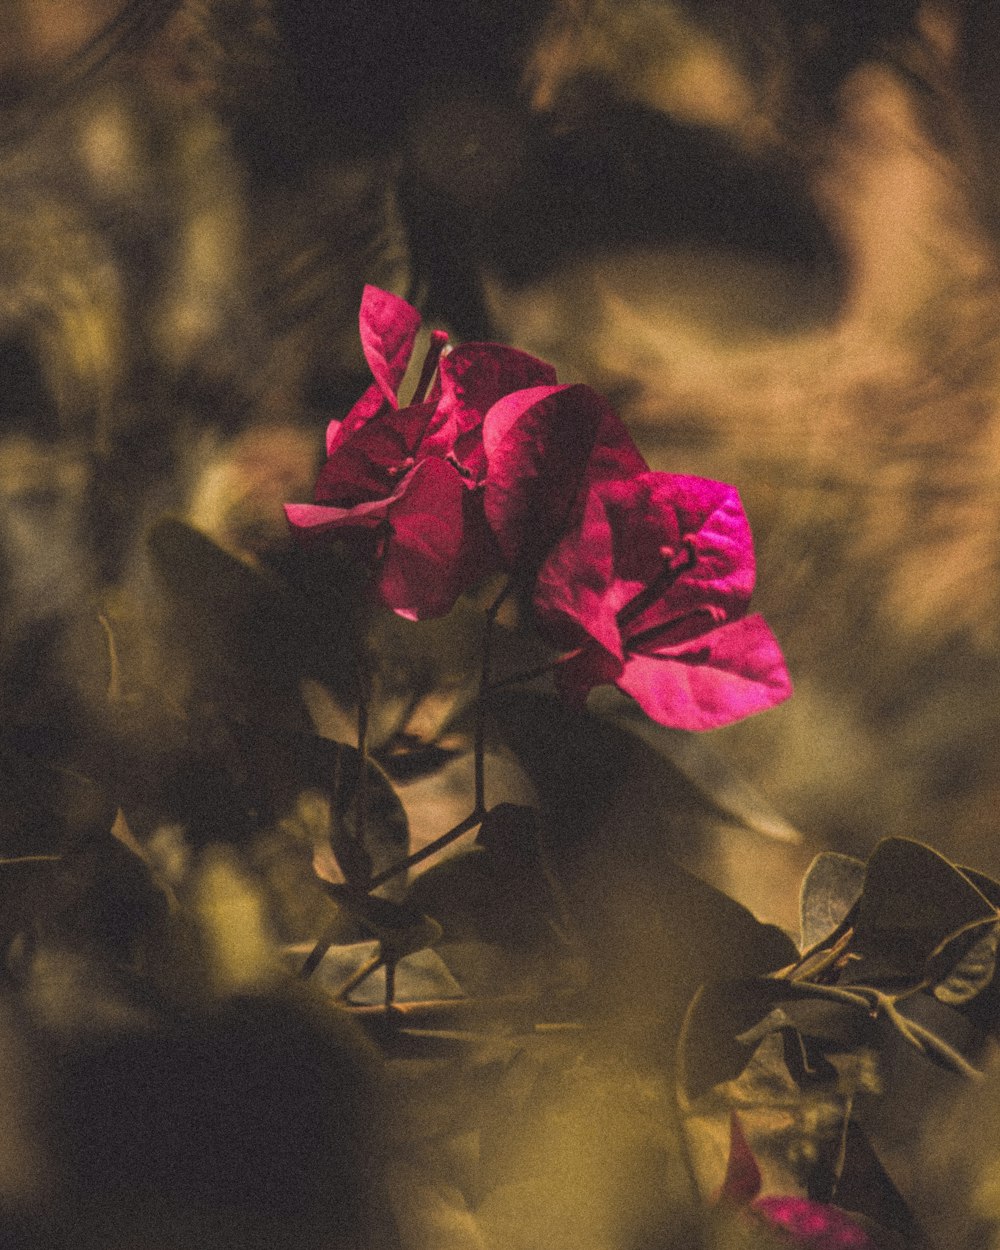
4 4 1000 1249
4 0 1000 915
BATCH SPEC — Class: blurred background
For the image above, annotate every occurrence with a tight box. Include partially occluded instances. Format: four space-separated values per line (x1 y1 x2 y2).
2 0 1000 926
3 5 1000 1248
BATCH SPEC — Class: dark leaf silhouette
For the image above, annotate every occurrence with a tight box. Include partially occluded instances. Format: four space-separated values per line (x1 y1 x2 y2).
852 838 996 980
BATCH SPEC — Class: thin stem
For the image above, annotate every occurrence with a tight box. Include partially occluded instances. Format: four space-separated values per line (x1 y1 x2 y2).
484 647 585 695
300 913 345 979
356 659 370 871
328 951 385 999
348 596 374 890
475 580 514 812
384 959 397 1013
368 809 484 890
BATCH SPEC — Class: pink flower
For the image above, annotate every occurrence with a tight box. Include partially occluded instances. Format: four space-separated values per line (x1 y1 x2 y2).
482 380 647 571
532 472 791 731
283 457 468 620
286 286 647 617
719 1114 875 1249
285 287 557 617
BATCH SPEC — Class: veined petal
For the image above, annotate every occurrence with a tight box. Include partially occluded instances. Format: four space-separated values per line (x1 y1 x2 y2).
587 389 648 482
315 401 436 507
599 473 756 639
437 343 558 430
377 457 469 620
419 344 557 482
617 614 792 731
484 383 600 568
326 382 386 455
532 485 624 662
284 497 396 531
359 285 423 408
665 474 757 613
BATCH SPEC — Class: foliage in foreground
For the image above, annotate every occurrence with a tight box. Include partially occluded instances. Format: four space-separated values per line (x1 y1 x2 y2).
0 289 996 1249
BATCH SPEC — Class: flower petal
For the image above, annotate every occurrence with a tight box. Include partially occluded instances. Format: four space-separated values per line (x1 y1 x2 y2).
315 401 436 507
585 390 648 483
666 475 756 615
718 1112 763 1207
754 1197 875 1248
616 614 792 731
283 498 390 536
484 383 603 568
598 473 757 639
423 343 559 481
377 458 469 620
359 285 423 407
531 480 624 661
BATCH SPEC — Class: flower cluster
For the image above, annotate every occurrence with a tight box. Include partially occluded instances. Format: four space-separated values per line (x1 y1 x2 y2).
286 286 791 731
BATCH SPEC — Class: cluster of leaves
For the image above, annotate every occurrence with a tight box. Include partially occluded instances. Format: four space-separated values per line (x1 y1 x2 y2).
680 838 1000 1247
0 285 992 1248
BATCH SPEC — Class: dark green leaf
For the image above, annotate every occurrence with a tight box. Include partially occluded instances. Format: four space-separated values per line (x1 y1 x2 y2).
488 691 798 1034
834 1121 934 1249
405 804 566 952
678 979 800 1103
146 517 359 697
853 838 995 977
799 851 866 952
0 855 60 954
736 996 874 1053
225 722 409 890
0 736 114 856
957 864 1000 909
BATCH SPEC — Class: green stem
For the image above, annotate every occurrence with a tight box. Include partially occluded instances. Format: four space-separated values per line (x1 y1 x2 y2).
368 809 484 890
299 913 345 979
356 655 370 875
483 647 584 695
332 951 385 1000
475 580 513 811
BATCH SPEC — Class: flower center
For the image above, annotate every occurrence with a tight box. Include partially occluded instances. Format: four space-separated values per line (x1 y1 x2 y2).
446 451 477 481
385 456 416 479
616 539 696 630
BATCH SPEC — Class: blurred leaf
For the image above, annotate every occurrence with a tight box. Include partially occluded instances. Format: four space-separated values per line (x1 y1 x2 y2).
834 1120 934 1249
488 689 693 854
799 851 866 953
489 691 798 1032
32 822 172 970
146 516 359 698
0 855 60 957
0 734 114 856
224 721 409 889
678 979 796 1104
404 803 566 954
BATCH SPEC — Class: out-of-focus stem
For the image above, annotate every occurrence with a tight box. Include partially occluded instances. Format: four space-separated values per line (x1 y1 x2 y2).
475 580 513 812
368 809 484 889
